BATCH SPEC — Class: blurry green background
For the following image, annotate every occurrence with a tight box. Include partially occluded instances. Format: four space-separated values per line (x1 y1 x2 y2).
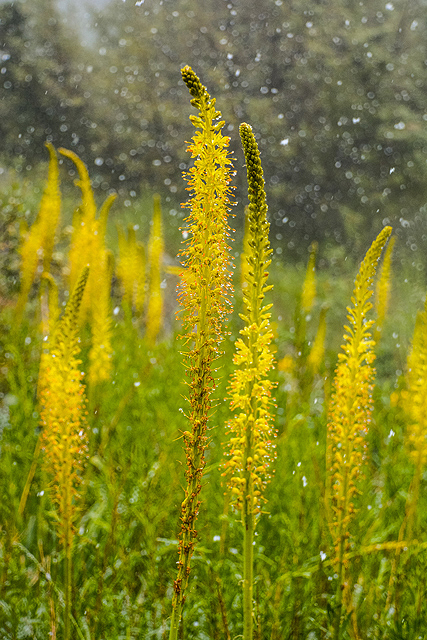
1 0 427 264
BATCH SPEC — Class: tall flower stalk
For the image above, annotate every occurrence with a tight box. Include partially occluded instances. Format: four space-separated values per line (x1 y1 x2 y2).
222 123 276 640
16 142 61 323
169 66 234 640
146 194 165 344
301 241 317 316
295 242 319 395
386 293 427 616
374 235 395 342
326 226 392 639
116 224 146 318
40 266 90 640
59 148 116 388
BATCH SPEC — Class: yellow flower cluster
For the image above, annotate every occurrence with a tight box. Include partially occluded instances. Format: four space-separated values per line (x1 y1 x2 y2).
224 327 276 515
170 67 234 635
178 66 234 346
327 226 392 571
59 149 116 386
404 296 427 469
40 267 89 546
116 224 146 316
146 195 165 344
375 235 395 339
307 307 327 374
16 143 61 322
223 123 276 518
240 208 251 292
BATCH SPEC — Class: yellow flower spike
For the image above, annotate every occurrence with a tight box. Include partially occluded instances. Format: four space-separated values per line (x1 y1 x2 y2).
116 224 146 316
386 293 427 614
116 224 133 310
16 143 61 323
59 148 97 224
301 241 318 314
88 249 113 387
307 307 327 375
375 234 395 340
59 148 114 387
39 143 61 274
241 207 251 291
59 148 97 301
88 193 116 387
39 271 60 340
146 194 165 344
278 354 295 374
326 226 392 638
40 265 89 640
222 123 277 640
97 193 117 243
135 243 146 316
169 67 234 640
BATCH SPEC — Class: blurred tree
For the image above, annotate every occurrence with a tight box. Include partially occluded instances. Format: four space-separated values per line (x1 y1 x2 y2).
0 0 92 164
1 0 427 262
72 0 427 260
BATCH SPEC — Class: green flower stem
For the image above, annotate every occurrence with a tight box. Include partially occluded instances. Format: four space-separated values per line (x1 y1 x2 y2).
326 226 392 639
64 511 72 640
243 470 255 640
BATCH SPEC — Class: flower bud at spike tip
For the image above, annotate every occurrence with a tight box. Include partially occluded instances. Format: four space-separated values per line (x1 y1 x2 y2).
181 66 205 100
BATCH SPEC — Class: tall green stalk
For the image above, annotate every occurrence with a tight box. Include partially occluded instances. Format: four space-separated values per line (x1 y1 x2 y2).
169 66 234 640
243 505 254 640
64 498 72 640
222 123 277 640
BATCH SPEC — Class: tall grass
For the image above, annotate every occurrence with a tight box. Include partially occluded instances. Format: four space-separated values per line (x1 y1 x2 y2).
1 66 427 640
